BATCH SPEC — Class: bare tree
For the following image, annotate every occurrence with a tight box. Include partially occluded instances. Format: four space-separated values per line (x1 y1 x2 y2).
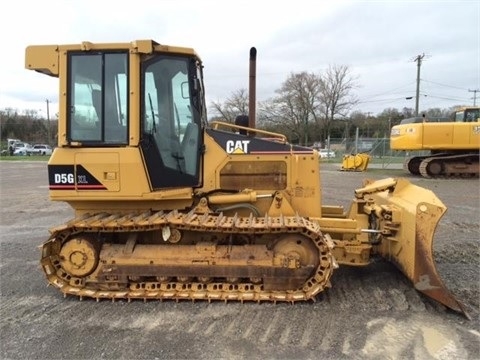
316 65 359 143
377 107 404 129
401 107 415 119
258 98 302 143
261 67 358 145
261 72 321 145
209 88 249 123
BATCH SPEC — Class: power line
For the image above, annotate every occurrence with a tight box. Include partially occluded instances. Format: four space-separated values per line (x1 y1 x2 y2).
469 89 479 106
422 79 469 91
422 94 470 102
357 96 410 104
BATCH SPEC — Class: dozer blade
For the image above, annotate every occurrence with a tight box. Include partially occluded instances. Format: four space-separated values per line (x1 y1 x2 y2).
357 178 469 318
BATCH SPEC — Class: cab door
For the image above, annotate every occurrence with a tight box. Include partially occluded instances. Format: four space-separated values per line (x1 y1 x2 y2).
140 55 202 190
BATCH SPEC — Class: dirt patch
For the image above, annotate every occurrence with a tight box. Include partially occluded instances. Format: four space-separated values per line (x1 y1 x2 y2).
1 161 479 360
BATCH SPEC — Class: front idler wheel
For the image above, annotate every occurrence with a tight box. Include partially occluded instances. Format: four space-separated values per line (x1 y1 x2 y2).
59 235 100 277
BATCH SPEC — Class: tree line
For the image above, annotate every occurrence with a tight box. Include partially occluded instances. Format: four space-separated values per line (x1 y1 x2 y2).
0 108 57 146
1 65 465 147
210 65 463 147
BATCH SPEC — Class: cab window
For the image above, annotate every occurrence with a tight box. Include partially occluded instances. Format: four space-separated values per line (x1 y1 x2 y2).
68 52 128 144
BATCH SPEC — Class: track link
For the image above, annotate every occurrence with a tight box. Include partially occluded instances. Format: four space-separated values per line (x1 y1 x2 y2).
41 211 335 303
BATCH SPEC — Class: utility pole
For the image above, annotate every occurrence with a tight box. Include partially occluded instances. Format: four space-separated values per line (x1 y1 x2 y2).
365 112 372 137
46 99 51 145
413 54 425 116
469 89 479 106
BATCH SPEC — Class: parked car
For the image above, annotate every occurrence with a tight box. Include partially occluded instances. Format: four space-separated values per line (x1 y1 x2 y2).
318 149 336 158
13 143 32 156
29 144 53 156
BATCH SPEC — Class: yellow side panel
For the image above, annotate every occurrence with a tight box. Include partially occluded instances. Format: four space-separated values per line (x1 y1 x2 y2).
219 161 287 190
391 122 480 151
288 154 322 218
422 123 453 148
75 152 120 191
460 122 480 147
471 123 480 147
48 148 152 199
423 122 479 150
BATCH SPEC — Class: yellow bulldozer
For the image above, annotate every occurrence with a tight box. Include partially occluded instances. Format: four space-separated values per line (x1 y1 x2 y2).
25 40 466 317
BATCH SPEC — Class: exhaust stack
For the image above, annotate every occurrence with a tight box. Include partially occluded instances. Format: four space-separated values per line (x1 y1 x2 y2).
248 47 257 129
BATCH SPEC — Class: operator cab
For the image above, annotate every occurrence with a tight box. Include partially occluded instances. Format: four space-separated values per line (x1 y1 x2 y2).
66 48 204 190
455 107 480 122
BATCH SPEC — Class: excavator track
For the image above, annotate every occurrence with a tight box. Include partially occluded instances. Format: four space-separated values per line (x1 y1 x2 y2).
419 153 479 178
41 211 335 303
404 156 428 176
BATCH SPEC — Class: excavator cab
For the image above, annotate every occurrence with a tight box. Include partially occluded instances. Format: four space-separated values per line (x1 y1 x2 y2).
455 107 479 122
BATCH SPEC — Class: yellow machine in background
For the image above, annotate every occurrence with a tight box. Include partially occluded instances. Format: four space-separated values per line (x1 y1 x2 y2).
390 107 480 178
341 153 370 172
25 40 466 316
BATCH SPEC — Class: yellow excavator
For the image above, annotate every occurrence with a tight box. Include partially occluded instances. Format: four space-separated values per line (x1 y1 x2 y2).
25 40 467 317
390 107 480 178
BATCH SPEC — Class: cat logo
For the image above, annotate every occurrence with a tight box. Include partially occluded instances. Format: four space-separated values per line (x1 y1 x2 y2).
226 140 250 154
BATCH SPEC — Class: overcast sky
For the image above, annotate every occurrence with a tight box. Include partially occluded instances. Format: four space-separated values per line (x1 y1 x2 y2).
0 0 478 119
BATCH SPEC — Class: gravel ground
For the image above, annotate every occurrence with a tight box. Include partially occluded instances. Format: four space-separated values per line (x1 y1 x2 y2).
0 161 479 360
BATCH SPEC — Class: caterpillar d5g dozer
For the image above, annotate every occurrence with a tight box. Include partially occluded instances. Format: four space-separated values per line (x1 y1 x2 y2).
25 40 467 317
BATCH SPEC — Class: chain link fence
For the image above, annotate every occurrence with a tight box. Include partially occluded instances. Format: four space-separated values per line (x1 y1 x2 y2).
320 137 430 168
